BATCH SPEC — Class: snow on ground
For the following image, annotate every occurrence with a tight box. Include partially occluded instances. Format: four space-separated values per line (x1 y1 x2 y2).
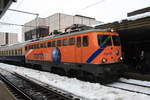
0 63 150 100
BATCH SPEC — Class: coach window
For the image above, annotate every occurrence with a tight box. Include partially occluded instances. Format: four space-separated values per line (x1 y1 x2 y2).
32 45 34 49
29 45 31 49
69 38 75 45
77 37 81 47
19 49 21 55
34 44 37 49
15 50 18 55
52 41 56 47
25 46 27 50
9 51 11 56
20 49 22 55
57 40 61 46
12 50 14 56
47 42 51 47
63 39 68 46
36 44 39 49
83 36 89 47
6 51 8 56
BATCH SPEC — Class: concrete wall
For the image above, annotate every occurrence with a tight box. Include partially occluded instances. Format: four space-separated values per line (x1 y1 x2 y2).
8 33 18 45
0 32 18 46
0 33 5 45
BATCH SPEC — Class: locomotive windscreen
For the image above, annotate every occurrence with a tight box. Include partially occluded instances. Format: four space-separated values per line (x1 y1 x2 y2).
97 35 112 46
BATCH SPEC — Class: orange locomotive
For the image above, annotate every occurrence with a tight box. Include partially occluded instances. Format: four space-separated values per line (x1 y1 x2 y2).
25 29 125 83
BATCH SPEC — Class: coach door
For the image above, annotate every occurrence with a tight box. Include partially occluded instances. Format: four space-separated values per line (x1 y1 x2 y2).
75 37 82 63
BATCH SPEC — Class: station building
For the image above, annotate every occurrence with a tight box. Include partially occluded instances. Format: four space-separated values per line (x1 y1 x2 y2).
22 13 101 41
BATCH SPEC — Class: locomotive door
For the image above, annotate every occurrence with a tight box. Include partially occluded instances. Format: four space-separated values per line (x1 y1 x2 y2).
75 37 82 63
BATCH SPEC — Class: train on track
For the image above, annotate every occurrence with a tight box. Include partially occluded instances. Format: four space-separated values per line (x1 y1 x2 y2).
0 25 127 83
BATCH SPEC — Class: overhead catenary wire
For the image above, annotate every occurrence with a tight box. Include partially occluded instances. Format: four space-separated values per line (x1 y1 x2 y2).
0 22 35 27
73 0 106 14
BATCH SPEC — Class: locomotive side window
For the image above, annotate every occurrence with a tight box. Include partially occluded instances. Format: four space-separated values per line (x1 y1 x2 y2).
63 39 68 46
57 40 62 46
112 36 121 46
47 42 51 47
97 35 112 46
69 38 75 45
43 43 47 48
83 36 89 47
52 41 56 47
77 37 81 47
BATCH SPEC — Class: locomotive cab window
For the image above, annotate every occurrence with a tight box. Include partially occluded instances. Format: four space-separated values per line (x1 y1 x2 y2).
83 36 89 47
112 36 121 46
97 35 112 46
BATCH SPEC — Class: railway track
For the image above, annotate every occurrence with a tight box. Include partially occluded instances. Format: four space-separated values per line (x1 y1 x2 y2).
0 68 81 100
0 73 32 100
106 80 150 96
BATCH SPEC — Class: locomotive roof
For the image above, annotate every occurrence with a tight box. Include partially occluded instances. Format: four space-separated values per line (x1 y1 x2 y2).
30 28 113 44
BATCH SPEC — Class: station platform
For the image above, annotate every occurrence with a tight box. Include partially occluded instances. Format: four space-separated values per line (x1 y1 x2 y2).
0 80 16 100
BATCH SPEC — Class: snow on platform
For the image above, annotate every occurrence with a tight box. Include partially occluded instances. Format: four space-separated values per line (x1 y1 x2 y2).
0 63 150 100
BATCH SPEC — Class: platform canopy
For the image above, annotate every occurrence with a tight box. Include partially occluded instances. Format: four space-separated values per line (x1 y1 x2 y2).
0 0 16 19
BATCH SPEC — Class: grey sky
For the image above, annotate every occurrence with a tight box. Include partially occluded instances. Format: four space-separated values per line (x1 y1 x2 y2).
0 0 149 41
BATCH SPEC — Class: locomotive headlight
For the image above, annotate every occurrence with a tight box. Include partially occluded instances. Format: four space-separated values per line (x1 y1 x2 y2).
120 56 123 60
102 58 107 63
